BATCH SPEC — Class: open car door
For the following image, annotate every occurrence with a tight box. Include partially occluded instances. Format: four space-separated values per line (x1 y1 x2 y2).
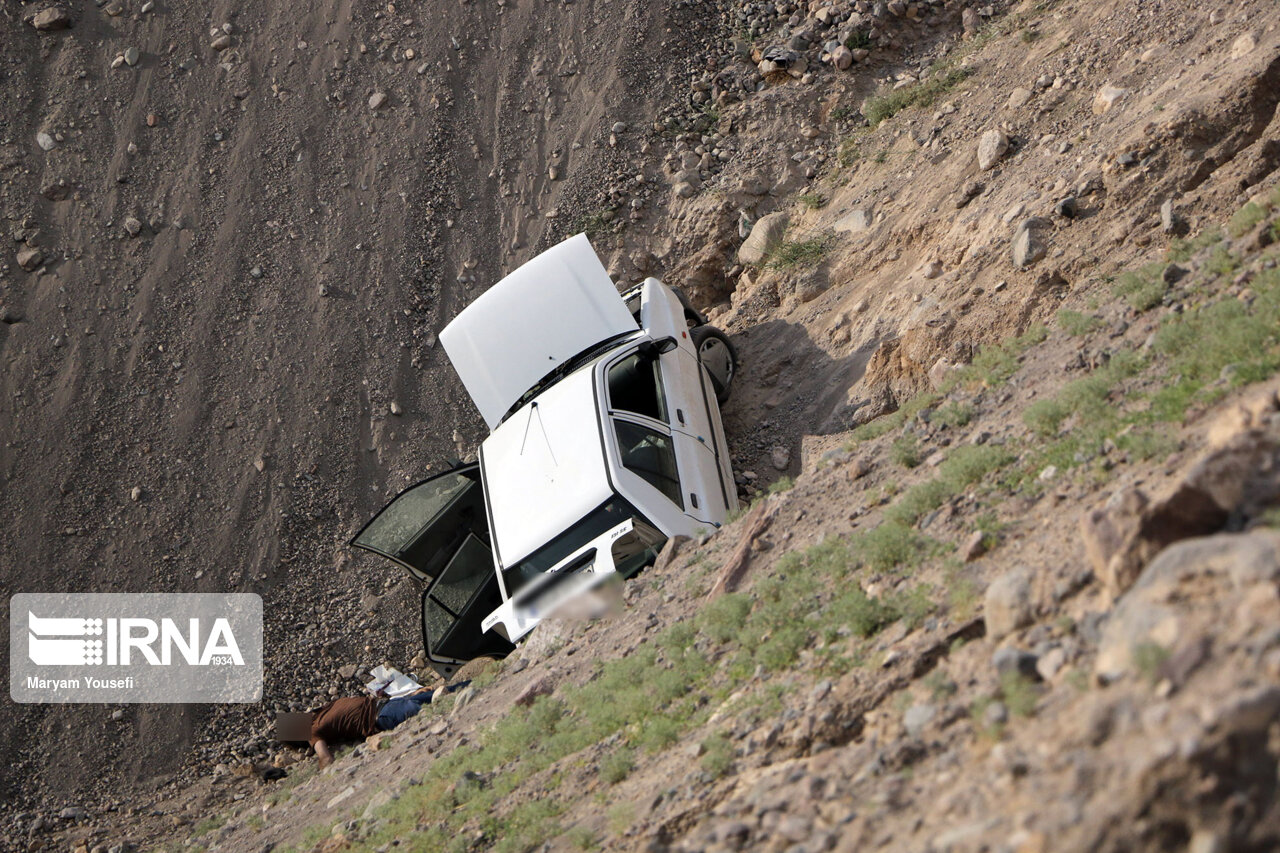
349 464 515 680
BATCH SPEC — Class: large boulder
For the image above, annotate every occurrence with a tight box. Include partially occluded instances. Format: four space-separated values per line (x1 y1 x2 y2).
737 212 789 265
1095 530 1280 682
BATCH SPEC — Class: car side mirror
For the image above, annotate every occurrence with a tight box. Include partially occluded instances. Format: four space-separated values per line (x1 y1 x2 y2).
639 336 679 360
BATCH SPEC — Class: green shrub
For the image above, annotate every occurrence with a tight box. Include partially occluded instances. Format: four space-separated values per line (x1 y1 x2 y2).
700 733 735 778
890 435 922 468
1057 309 1101 336
1023 398 1068 436
1113 263 1167 311
767 475 796 495
931 401 973 428
1228 202 1267 238
767 239 827 268
599 748 635 784
864 67 969 127
850 522 939 572
701 593 752 643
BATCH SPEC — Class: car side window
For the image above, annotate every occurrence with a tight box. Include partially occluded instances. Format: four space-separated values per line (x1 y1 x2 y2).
607 352 668 423
613 419 682 508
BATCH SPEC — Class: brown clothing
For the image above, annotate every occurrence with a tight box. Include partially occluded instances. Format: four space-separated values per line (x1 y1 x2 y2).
309 696 380 746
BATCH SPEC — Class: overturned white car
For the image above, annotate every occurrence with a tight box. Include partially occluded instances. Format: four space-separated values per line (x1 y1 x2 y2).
351 234 738 678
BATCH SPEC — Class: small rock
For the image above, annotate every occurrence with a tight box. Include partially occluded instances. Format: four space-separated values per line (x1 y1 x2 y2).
993 647 1040 681
210 33 231 50
977 129 1009 170
961 530 987 562
123 46 139 66
1011 217 1051 268
514 676 554 707
903 703 936 738
1007 87 1032 109
368 92 388 110
123 217 143 237
1092 85 1126 115
611 121 627 134
129 487 142 502
36 131 56 151
770 446 791 471
31 7 73 30
985 567 1033 639
983 700 1008 727
17 246 45 271
1160 198 1180 234
58 807 88 821
1054 197 1078 219
1230 33 1256 60
1035 647 1066 681
830 45 853 70
389 401 402 416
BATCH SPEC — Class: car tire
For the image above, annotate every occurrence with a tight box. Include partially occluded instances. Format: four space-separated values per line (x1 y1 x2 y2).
691 325 737 404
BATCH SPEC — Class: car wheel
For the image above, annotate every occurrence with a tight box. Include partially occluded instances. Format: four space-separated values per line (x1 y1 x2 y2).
691 325 737 404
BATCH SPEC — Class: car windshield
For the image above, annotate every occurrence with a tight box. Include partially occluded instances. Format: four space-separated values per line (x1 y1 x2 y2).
501 496 654 596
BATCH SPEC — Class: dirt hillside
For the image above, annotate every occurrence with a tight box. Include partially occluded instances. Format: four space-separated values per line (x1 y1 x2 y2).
4 0 1280 850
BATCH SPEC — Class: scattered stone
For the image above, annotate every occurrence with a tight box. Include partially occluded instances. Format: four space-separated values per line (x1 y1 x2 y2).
611 121 627 134
1007 87 1032 109
993 647 1039 681
834 208 872 233
31 7 73 30
977 129 1009 171
1160 198 1181 234
123 47 139 66
903 703 936 738
737 211 789 265
17 246 45 271
1229 32 1256 60
770 446 791 471
123 217 143 237
985 567 1033 639
1054 196 1078 219
961 530 987 562
129 486 142 502
58 807 87 821
210 33 231 50
389 401 402 416
36 131 56 151
1011 218 1051 268
337 664 358 679
1035 647 1066 681
368 92 388 110
1092 85 1126 115
514 675 554 707
830 45 853 70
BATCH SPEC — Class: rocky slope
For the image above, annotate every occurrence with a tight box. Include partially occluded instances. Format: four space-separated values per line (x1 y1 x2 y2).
4 0 1280 849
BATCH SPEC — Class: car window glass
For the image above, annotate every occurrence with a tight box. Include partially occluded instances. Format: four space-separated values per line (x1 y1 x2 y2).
614 419 682 508
607 353 668 422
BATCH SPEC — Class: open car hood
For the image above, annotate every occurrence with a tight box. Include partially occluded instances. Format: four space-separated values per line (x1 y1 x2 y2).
439 233 639 430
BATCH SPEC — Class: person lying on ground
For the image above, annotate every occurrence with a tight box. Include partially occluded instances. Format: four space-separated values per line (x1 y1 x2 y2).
307 682 467 768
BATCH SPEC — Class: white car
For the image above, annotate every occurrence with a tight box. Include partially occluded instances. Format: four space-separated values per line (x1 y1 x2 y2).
351 234 739 679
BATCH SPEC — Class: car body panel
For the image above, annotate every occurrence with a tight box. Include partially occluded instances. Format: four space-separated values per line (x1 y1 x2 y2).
349 465 515 679
439 233 639 430
480 367 618 578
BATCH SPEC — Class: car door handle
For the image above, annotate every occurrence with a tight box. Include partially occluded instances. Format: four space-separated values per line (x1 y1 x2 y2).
676 408 686 425
690 493 699 509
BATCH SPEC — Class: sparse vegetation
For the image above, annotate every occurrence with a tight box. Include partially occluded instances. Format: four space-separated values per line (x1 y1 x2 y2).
890 434 921 468
1228 202 1266 238
931 401 973 428
843 29 872 50
864 67 970 127
700 733 735 778
798 193 827 209
1057 309 1102 336
767 475 796 495
767 238 828 268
